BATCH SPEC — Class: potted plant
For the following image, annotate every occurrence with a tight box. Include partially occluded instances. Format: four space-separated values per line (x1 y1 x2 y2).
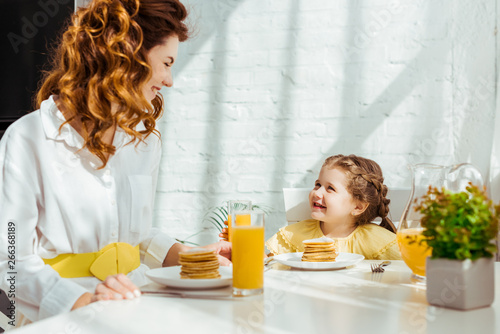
415 183 500 310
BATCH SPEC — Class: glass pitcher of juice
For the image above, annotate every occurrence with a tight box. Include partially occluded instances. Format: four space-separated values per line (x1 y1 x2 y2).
397 163 483 283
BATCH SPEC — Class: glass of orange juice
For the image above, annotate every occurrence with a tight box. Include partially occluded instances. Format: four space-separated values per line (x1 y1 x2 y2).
232 210 264 297
397 220 432 283
227 200 251 242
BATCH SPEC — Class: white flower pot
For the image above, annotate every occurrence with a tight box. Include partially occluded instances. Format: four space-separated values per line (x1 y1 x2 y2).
426 257 495 310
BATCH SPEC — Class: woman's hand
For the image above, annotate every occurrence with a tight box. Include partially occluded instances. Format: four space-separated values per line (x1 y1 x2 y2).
218 220 229 241
92 273 141 301
205 240 232 266
71 274 141 310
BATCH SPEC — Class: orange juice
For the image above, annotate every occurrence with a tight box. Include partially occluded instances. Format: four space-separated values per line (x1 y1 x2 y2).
232 225 264 290
397 228 432 277
228 213 250 242
235 213 251 226
227 200 252 241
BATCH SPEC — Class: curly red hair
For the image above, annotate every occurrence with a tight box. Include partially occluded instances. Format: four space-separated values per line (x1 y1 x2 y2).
36 0 189 167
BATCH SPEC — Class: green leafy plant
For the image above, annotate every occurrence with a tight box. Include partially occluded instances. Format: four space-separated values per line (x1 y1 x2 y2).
175 231 203 246
415 183 500 260
174 202 272 246
203 202 272 233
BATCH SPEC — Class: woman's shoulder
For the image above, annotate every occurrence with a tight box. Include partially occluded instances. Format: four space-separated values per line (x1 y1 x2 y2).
5 96 59 139
0 97 61 162
1 110 44 144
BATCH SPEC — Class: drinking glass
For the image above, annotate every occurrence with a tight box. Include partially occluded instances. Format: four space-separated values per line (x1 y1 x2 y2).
227 200 251 242
232 210 265 297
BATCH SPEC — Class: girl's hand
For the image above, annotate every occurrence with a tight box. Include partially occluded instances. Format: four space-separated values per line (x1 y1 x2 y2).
218 220 229 241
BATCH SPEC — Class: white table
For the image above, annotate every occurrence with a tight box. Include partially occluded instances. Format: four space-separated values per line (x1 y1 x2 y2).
11 260 500 334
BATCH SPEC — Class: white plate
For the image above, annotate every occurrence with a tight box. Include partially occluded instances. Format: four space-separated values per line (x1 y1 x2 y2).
273 252 364 270
145 266 232 289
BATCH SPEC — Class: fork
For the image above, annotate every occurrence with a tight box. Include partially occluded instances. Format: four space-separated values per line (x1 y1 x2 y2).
371 263 383 273
264 256 275 272
370 261 391 273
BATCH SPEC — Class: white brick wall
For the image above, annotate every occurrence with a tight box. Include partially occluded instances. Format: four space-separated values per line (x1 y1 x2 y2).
153 0 497 245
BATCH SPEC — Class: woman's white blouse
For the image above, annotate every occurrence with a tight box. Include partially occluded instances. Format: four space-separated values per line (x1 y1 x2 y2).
0 96 176 321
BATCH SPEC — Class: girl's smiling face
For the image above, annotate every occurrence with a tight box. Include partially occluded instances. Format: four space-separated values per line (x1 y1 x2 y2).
309 167 359 226
142 35 179 101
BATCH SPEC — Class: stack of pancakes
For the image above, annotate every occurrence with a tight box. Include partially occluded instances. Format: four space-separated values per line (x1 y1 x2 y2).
179 248 221 279
301 237 338 262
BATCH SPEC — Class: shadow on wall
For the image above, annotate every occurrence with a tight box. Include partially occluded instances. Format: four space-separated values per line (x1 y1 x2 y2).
297 1 450 187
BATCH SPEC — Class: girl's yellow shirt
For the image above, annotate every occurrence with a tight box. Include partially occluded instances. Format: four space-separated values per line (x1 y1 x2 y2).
265 219 402 260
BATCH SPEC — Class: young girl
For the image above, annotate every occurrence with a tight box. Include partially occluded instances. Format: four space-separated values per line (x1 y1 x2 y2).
265 154 401 260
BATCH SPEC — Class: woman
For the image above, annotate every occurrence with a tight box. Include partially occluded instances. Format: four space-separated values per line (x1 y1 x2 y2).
0 0 230 324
